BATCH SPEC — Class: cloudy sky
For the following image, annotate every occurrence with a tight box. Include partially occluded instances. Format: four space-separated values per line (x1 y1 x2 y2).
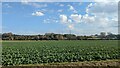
2 1 118 35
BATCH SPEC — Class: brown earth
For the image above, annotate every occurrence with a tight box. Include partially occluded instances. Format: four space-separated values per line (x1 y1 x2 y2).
1 60 120 68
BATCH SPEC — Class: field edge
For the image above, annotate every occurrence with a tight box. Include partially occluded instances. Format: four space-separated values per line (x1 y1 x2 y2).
2 59 120 68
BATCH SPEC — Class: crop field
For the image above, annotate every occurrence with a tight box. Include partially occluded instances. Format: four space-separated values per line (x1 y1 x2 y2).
2 40 120 66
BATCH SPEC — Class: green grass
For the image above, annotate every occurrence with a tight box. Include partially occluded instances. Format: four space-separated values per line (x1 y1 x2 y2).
2 40 120 66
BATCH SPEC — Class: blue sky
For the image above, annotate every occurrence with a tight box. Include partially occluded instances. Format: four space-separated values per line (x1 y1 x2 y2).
2 2 118 35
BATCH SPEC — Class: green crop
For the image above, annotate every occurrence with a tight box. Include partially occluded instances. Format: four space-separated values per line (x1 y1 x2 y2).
2 40 120 66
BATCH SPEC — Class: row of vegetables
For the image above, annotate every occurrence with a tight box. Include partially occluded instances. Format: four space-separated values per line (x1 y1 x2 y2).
2 40 120 66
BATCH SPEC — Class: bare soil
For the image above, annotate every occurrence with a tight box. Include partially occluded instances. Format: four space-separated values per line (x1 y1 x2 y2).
1 60 120 68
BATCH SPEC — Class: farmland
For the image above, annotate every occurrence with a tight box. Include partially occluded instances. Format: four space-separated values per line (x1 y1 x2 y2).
2 40 120 66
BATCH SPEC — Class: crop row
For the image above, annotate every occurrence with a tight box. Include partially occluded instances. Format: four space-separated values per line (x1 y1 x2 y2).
2 40 120 66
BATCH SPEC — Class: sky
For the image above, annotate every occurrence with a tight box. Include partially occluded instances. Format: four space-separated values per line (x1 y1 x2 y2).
2 1 118 35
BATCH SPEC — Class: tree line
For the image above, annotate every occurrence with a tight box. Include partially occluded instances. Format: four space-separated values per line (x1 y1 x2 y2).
1 32 120 40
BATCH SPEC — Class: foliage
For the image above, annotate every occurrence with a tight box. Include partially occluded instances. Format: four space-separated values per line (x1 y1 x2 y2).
2 33 120 40
2 40 120 66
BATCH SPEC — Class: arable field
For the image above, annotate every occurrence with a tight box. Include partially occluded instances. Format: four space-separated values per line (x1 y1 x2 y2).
2 40 120 66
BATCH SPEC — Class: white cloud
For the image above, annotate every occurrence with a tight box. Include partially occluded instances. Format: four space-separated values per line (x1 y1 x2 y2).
43 18 59 24
82 14 95 23
94 0 119 2
43 19 50 23
86 2 118 26
21 0 47 3
70 14 82 23
68 19 72 23
82 14 117 28
61 2 118 34
68 24 74 30
68 5 77 13
60 15 68 23
21 0 29 4
60 4 64 7
59 14 75 30
58 9 63 12
32 3 47 8
21 2 47 8
69 5 74 10
32 11 44 16
87 2 117 15
86 2 118 25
